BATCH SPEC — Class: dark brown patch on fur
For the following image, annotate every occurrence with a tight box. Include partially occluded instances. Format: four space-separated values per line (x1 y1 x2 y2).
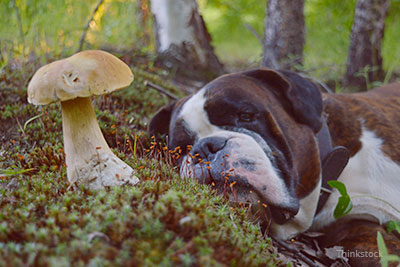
293 131 321 198
323 96 363 157
256 83 322 199
324 82 400 164
318 219 400 267
275 113 321 199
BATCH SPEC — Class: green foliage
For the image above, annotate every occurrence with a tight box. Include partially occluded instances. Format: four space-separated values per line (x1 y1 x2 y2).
329 183 400 266
327 180 353 219
355 65 385 89
0 168 34 177
2 0 400 82
377 232 400 267
382 2 400 77
329 181 400 221
0 0 152 63
386 221 400 235
304 0 357 83
199 0 265 64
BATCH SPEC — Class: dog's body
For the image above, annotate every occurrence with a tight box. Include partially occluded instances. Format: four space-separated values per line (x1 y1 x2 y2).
149 69 400 265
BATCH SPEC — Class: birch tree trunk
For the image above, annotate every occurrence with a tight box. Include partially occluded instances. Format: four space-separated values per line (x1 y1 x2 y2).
261 0 305 70
344 0 389 90
150 0 224 82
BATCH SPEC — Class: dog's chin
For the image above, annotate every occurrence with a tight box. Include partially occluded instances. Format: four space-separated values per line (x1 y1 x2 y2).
179 133 299 225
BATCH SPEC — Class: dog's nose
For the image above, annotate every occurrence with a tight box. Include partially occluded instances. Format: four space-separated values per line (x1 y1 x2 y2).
190 136 227 163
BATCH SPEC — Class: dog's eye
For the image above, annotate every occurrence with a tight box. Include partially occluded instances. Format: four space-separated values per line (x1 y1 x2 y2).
238 112 255 122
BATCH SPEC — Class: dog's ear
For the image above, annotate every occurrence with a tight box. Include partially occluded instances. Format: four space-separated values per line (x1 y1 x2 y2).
242 68 323 132
148 101 176 138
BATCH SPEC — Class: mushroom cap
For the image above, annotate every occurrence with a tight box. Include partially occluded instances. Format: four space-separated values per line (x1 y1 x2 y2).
27 50 134 105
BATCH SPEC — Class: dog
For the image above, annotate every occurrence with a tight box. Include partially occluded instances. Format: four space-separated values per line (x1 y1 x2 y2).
149 68 400 265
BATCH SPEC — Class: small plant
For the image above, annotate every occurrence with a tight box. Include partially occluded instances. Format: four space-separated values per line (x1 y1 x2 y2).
386 221 400 235
327 180 353 219
329 180 400 219
329 181 400 266
355 65 383 90
377 232 400 267
0 168 34 177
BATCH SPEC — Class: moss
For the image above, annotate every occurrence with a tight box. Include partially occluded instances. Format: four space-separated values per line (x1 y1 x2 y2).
0 54 283 266
0 172 282 266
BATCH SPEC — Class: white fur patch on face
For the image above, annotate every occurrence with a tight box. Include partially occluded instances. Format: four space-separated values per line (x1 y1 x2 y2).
178 88 219 140
312 127 400 230
270 179 321 239
224 134 293 206
180 130 295 208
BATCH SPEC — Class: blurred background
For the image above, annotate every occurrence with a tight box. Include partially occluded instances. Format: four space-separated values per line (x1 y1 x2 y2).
1 0 400 88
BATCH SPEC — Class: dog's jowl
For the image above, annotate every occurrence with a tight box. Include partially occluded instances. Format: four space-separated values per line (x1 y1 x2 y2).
149 68 400 265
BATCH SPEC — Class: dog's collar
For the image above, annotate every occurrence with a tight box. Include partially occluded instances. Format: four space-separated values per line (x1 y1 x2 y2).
315 116 350 214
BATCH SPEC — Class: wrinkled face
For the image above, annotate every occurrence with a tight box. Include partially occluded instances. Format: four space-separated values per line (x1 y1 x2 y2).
150 70 324 239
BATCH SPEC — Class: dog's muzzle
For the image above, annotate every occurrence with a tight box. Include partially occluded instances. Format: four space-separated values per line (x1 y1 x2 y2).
179 132 300 224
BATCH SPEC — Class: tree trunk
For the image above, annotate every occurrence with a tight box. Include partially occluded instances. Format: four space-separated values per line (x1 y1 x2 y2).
150 0 224 82
261 0 305 70
344 0 389 90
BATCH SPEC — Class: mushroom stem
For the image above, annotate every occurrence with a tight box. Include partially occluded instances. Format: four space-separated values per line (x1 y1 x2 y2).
61 97 138 189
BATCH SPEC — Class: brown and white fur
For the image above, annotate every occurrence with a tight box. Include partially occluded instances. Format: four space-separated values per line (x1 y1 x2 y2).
149 69 400 266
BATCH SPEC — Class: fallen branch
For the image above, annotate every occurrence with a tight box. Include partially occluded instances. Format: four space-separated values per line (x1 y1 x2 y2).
76 0 105 52
144 81 178 100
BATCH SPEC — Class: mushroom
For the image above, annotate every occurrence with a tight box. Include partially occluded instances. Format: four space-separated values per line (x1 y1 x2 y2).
27 50 139 189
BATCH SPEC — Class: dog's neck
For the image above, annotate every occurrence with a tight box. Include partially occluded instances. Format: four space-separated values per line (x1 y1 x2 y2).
315 114 350 214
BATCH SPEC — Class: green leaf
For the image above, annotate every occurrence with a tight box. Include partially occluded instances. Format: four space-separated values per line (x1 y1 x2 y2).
327 180 348 196
0 168 34 177
333 195 352 219
133 134 138 156
377 232 389 256
386 255 400 261
386 221 400 234
378 232 389 267
377 231 400 267
328 180 353 218
23 113 43 131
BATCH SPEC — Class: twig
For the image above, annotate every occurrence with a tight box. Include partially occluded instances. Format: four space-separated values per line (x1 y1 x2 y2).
15 117 25 137
243 23 263 46
16 117 31 147
24 113 44 132
12 0 25 55
273 238 319 267
144 81 178 100
76 0 105 52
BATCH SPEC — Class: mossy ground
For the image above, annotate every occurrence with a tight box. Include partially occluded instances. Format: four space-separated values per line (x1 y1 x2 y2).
0 52 284 266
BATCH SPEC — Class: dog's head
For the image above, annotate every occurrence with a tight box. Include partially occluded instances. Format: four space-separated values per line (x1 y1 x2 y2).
149 68 325 239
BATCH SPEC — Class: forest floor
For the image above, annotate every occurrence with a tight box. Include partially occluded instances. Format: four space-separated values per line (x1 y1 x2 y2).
0 50 350 266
